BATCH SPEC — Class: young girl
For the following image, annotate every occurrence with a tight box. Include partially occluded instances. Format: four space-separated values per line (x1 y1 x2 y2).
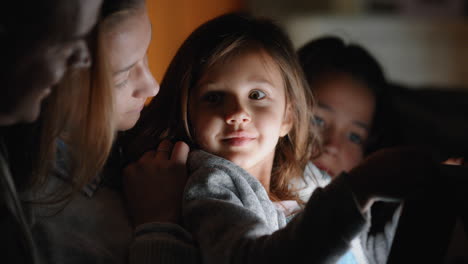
299 36 388 179
298 36 468 264
295 36 399 264
295 36 392 205
131 12 437 264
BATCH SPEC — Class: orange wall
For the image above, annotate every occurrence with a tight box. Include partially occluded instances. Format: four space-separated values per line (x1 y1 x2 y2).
146 0 245 82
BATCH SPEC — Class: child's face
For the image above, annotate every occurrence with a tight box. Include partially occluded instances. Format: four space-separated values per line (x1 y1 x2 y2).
189 51 292 180
311 74 375 178
107 9 159 131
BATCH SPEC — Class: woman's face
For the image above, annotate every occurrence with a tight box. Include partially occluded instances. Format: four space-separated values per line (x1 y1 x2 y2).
106 9 158 131
311 74 375 178
0 0 102 125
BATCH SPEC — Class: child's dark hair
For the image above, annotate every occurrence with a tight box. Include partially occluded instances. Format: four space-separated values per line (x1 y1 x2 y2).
131 12 320 204
298 36 388 154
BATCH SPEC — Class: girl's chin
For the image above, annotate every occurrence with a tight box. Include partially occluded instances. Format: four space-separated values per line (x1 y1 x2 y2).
219 153 252 168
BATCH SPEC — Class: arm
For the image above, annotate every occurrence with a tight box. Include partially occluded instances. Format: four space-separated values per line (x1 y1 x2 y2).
347 147 437 264
184 151 367 264
360 203 402 264
346 147 437 212
129 222 199 264
124 140 200 264
0 148 39 264
185 146 437 264
298 161 402 264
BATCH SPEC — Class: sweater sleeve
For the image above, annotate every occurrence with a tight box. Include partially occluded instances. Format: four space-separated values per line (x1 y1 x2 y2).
361 204 402 264
184 156 367 264
129 222 200 264
248 174 368 264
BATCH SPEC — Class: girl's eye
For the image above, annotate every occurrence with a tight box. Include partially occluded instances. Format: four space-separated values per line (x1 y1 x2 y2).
249 90 266 100
202 92 223 104
348 132 363 145
312 115 325 128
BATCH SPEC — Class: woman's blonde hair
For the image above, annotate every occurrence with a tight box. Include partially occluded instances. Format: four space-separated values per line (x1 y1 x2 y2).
30 23 114 201
20 0 146 202
131 13 321 204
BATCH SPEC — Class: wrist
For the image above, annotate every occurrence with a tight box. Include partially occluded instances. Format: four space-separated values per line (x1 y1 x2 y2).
353 192 374 213
134 210 181 227
346 170 374 213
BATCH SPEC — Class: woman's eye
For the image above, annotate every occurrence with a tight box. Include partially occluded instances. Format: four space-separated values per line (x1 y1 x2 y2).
312 115 325 128
202 92 222 104
115 79 128 88
249 90 266 100
348 132 363 145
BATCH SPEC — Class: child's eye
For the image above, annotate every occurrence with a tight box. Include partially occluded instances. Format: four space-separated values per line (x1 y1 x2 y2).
249 90 266 100
202 92 223 104
348 132 363 145
312 115 325 128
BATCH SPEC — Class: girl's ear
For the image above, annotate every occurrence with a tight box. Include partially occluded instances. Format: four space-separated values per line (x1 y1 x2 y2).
280 104 293 137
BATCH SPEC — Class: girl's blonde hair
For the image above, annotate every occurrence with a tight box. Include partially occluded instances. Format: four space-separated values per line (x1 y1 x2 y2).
131 13 321 204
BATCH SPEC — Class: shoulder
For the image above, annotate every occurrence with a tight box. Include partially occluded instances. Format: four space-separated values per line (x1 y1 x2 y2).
187 150 264 192
290 161 330 202
186 150 262 203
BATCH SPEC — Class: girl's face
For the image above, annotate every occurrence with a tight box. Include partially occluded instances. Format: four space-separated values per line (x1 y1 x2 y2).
189 51 292 182
311 74 375 178
106 9 158 131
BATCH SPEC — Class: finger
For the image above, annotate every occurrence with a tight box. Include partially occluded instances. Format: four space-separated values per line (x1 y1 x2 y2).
139 150 157 163
122 164 134 179
171 141 190 164
443 157 466 167
122 163 138 185
154 139 173 160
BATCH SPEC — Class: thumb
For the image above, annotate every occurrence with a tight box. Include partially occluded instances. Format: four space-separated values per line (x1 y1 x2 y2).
171 141 190 166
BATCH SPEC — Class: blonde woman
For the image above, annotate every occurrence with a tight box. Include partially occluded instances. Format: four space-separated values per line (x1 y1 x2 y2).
4 0 196 263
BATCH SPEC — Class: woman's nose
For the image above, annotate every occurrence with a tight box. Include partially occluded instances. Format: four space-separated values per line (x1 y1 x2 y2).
133 62 159 99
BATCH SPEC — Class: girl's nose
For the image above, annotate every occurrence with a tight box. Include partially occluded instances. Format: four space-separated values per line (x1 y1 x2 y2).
225 100 251 125
323 130 341 156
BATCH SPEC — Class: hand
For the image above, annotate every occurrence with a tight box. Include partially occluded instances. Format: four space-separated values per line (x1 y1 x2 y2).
123 140 190 226
443 157 466 166
347 146 437 212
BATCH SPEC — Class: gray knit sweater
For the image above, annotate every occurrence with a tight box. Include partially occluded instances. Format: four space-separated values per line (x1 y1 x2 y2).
184 150 368 264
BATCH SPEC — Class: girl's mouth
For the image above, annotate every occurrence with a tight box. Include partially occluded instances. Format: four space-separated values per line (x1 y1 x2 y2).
314 163 334 177
222 137 255 146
